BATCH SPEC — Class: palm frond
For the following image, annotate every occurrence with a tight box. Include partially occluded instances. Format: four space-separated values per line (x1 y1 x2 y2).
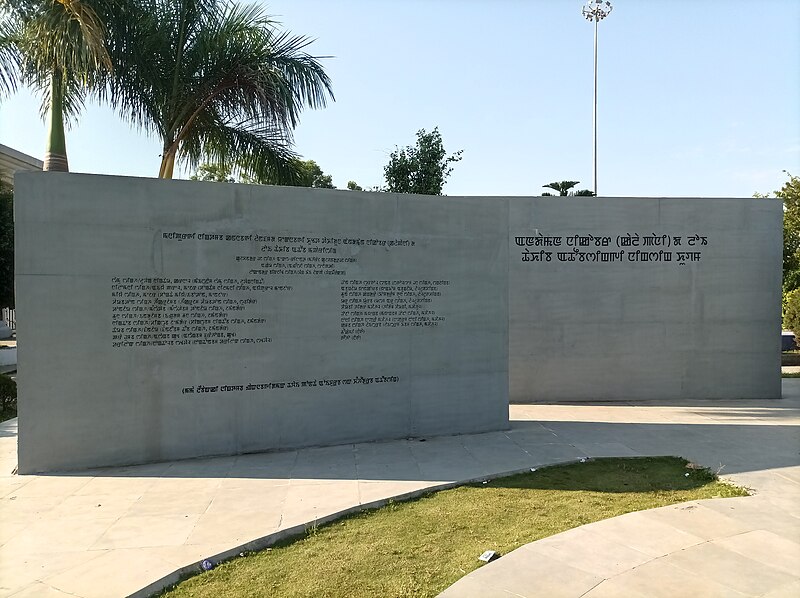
5 0 115 120
543 181 580 196
34 68 87 123
0 15 21 96
18 0 111 78
177 113 300 185
99 0 333 177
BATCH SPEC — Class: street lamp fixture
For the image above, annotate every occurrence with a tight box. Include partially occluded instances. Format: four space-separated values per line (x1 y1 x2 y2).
581 0 612 197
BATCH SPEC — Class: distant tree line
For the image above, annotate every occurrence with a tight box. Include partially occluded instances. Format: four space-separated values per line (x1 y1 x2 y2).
193 126 464 196
763 172 800 334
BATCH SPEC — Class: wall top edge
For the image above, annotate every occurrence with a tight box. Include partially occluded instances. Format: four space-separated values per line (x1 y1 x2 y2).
14 172 780 203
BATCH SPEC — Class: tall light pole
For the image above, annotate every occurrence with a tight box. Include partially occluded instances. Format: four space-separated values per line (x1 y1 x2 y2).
582 0 612 197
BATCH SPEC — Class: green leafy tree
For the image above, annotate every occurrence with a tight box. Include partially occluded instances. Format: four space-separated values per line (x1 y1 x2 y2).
190 163 235 183
777 172 800 295
784 289 800 336
0 182 12 309
1 0 113 171
346 181 363 191
99 0 333 181
757 171 800 297
383 127 463 195
755 171 800 330
292 159 334 188
192 158 336 188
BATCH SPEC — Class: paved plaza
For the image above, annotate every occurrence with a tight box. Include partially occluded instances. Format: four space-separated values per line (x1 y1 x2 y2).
1 383 798 597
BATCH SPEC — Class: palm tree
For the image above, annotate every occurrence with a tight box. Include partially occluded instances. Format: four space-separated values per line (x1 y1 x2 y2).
0 11 20 97
101 0 333 181
0 0 113 171
543 181 580 196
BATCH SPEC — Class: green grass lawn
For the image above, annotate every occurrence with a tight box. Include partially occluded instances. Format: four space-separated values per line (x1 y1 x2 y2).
157 457 746 598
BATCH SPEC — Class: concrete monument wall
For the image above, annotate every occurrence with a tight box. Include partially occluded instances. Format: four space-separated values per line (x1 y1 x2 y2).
15 173 509 473
15 174 782 473
509 197 782 402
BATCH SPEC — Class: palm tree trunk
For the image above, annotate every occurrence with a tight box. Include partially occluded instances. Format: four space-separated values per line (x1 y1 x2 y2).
43 71 69 172
158 149 176 179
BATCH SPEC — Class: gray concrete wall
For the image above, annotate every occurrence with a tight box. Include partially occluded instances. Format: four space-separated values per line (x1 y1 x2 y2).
509 197 782 402
15 174 782 473
15 173 509 473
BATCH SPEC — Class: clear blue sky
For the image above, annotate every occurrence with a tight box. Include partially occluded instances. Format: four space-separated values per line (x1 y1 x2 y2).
1 0 799 197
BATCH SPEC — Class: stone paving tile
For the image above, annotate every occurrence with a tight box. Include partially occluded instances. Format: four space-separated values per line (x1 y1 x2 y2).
6 581 76 597
408 439 488 482
459 436 539 473
579 580 651 598
90 514 201 550
0 521 31 548
201 484 288 516
408 436 483 480
438 576 523 598
772 466 800 486
125 490 215 517
227 449 297 479
356 480 434 505
713 530 800 576
504 422 560 440
145 542 238 568
42 548 179 598
70 475 158 497
494 422 567 448
1 515 118 555
6 475 92 498
81 462 173 479
443 550 603 598
636 501 754 540
758 493 800 519
160 457 237 479
762 579 800 598
0 480 29 499
581 560 749 598
46 492 142 519
280 479 361 529
290 444 357 481
695 496 800 538
354 441 422 481
570 441 639 457
511 443 587 467
143 476 223 495
184 509 280 546
728 470 800 496
575 511 705 557
0 548 108 598
663 542 797 596
219 475 292 490
519 526 654 578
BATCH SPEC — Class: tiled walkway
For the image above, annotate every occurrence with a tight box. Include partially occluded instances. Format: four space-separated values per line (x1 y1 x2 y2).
1 383 798 598
441 389 800 598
